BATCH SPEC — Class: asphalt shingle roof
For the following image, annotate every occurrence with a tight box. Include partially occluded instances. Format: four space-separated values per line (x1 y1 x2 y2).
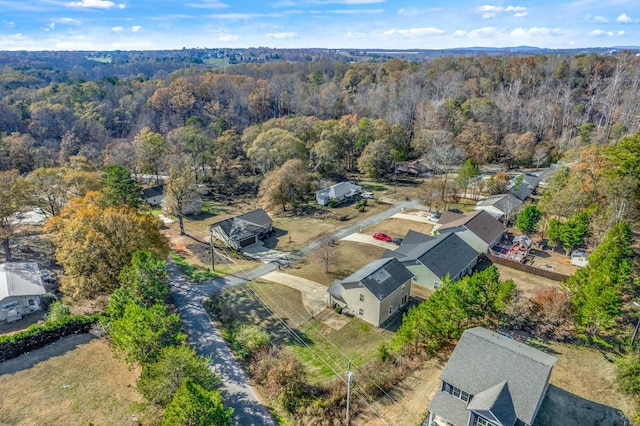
339 257 413 301
415 233 478 279
438 210 505 245
0 262 46 301
439 327 556 425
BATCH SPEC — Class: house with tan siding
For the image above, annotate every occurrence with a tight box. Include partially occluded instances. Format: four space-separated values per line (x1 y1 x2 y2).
327 257 412 327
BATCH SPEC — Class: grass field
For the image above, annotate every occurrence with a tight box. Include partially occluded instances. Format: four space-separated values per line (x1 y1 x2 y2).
0 337 161 426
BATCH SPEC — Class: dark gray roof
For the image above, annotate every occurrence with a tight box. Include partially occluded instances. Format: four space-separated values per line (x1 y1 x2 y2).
211 209 272 242
440 327 557 425
437 210 465 225
403 230 435 245
429 391 470 426
339 257 413 301
236 209 273 227
327 280 345 303
439 210 505 245
509 173 540 201
416 233 477 279
467 381 516 426
142 185 164 199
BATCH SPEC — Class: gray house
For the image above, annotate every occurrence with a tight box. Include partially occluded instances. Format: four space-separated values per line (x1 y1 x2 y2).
383 232 478 290
427 327 557 426
474 193 523 223
142 185 165 206
508 173 540 201
328 257 412 327
210 209 274 251
316 182 361 206
436 210 506 254
0 262 47 323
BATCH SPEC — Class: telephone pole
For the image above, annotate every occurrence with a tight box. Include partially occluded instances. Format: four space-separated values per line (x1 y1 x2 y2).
346 360 353 425
209 229 215 271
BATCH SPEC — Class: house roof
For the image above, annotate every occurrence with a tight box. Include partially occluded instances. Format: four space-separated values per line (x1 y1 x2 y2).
439 327 557 425
429 391 470 426
317 181 361 199
415 233 477 279
475 193 523 215
339 257 413 301
467 381 517 426
211 209 273 242
142 185 164 199
438 210 506 245
437 211 465 225
0 262 46 301
508 173 540 201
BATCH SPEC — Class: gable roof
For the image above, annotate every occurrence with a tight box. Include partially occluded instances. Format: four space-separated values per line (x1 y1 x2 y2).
0 262 46 301
211 209 273 242
339 257 413 301
439 327 557 425
467 381 516 426
438 210 505 245
317 181 361 199
415 233 478 279
142 185 164 199
508 173 540 201
437 211 465 225
475 193 523 215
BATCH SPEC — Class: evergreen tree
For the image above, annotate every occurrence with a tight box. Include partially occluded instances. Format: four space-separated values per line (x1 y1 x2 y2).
102 165 142 209
161 378 233 426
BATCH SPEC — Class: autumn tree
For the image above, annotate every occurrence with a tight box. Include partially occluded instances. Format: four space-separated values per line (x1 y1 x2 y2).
134 127 168 186
259 159 309 212
45 191 168 298
165 157 199 235
0 170 29 260
246 128 307 174
357 139 394 178
102 165 142 209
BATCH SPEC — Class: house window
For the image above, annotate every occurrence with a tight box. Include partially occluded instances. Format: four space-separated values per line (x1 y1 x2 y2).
401 284 406 291
358 308 364 316
388 305 393 315
449 385 471 403
434 281 440 289
359 293 364 302
28 299 34 306
476 417 497 426
402 294 408 305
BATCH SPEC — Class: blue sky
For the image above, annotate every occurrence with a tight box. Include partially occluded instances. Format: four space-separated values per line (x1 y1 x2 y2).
1 0 639 51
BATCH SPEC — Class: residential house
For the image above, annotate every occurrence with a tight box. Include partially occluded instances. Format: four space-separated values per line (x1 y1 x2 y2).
435 210 506 254
427 327 557 426
383 232 478 290
160 193 203 215
396 159 435 177
327 257 412 327
316 181 361 206
0 262 47 323
508 173 540 201
142 185 165 206
210 209 274 251
474 193 523 223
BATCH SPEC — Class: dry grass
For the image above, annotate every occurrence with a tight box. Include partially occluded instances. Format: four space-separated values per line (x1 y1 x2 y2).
270 216 341 252
287 240 387 286
492 263 561 298
0 338 161 426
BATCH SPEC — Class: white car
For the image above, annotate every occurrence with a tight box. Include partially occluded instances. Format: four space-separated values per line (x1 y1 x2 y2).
427 213 441 222
361 192 374 199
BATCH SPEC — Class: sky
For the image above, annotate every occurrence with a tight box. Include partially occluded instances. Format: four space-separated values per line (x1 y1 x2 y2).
0 0 639 51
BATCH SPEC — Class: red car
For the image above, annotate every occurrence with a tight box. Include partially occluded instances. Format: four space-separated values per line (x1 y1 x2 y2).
372 232 392 242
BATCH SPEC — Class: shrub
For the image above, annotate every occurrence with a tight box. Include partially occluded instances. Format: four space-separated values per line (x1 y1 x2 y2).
232 324 270 359
46 300 71 322
327 199 337 208
334 305 343 314
161 378 233 426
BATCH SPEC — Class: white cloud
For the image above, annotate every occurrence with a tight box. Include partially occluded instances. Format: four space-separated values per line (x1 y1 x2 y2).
321 8 384 14
55 17 81 25
131 25 141 32
592 15 608 23
67 0 125 9
267 32 297 39
186 0 228 8
398 8 405 14
477 5 527 19
3 21 16 28
345 31 366 38
452 30 467 37
217 33 239 42
384 27 445 38
616 13 633 23
589 29 614 36
468 27 504 38
112 26 124 31
618 30 625 36
510 27 563 37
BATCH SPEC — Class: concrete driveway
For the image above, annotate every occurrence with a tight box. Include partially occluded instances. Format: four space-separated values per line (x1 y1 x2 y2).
340 232 399 249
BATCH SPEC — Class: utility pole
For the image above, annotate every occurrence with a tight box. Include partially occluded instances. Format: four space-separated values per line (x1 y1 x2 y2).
209 229 215 271
346 360 353 426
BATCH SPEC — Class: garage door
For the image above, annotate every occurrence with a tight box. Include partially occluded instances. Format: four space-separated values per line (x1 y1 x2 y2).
239 236 256 247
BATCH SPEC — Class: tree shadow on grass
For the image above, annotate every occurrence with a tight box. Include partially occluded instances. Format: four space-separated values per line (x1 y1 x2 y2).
534 385 629 426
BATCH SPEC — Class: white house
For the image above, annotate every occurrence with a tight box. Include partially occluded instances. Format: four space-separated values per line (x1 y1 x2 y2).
0 262 47 323
316 182 362 206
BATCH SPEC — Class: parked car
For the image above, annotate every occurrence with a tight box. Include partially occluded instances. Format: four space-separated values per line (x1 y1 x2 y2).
361 192 374 199
33 207 45 214
427 212 441 222
372 232 392 242
392 238 403 245
448 208 463 214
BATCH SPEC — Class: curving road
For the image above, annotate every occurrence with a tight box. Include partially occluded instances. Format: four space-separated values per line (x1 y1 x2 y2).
168 199 420 425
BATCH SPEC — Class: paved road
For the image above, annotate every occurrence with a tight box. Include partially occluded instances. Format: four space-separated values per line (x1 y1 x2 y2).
168 199 420 424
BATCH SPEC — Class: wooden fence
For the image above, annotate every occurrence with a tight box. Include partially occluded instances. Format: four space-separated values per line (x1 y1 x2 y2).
486 253 570 282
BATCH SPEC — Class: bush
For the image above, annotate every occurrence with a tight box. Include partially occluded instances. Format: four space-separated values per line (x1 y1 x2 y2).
327 199 337 208
0 315 97 362
46 300 71 322
334 305 343 314
138 345 220 406
232 324 270 359
161 378 233 426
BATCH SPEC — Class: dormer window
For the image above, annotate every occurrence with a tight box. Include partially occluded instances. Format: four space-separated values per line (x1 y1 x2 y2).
476 417 497 426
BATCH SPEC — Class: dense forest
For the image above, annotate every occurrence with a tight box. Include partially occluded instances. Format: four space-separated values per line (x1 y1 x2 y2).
2 49 640 180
